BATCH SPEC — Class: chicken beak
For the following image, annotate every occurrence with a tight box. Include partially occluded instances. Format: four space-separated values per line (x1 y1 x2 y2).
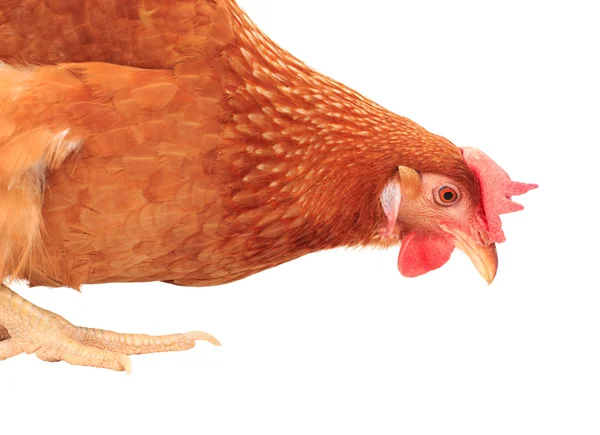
440 225 498 284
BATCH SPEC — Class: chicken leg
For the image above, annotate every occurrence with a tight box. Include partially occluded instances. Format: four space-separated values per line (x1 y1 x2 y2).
0 285 220 373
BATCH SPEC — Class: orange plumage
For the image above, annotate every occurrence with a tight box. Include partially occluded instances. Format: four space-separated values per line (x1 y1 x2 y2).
0 0 534 289
0 0 538 372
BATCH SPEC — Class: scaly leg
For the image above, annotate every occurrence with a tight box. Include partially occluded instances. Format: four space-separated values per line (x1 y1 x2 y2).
0 284 219 373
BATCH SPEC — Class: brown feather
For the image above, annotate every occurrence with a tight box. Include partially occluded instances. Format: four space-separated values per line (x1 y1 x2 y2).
0 1 479 289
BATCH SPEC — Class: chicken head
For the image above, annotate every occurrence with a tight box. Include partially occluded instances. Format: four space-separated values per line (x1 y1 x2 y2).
380 148 537 284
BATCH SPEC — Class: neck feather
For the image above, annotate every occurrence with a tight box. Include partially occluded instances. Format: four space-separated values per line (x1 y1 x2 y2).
213 2 475 249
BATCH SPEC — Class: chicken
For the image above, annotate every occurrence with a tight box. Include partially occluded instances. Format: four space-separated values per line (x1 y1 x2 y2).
0 0 536 372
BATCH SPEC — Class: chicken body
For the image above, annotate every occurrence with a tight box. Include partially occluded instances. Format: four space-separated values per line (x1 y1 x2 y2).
0 0 535 372
1 0 476 289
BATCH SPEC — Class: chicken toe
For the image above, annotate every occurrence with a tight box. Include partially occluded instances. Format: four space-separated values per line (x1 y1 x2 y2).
0 284 219 373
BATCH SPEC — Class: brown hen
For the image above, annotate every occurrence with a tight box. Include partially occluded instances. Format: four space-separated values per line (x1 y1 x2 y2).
0 0 536 372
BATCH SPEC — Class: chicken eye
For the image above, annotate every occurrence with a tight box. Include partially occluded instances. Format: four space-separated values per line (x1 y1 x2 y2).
435 186 460 205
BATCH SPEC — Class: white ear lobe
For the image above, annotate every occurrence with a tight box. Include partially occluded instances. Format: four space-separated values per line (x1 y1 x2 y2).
380 177 401 237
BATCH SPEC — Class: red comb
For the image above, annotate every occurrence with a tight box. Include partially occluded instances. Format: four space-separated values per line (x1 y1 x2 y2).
462 147 538 243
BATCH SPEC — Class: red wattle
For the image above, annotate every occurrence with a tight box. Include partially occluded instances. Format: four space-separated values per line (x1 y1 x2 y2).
398 232 455 278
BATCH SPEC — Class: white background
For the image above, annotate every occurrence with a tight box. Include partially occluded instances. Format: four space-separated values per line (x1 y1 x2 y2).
1 0 598 434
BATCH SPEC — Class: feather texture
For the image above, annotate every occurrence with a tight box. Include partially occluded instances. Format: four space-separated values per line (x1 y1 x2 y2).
0 1 482 289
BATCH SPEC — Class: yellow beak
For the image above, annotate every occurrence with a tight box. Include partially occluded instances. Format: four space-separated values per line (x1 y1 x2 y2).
440 225 498 284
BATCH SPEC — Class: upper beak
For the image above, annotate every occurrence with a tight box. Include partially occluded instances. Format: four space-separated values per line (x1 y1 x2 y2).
440 225 498 284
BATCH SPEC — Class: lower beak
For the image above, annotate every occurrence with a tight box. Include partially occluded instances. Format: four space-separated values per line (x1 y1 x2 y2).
440 226 498 284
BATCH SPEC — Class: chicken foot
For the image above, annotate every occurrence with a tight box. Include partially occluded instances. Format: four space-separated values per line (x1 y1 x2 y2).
0 284 220 373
